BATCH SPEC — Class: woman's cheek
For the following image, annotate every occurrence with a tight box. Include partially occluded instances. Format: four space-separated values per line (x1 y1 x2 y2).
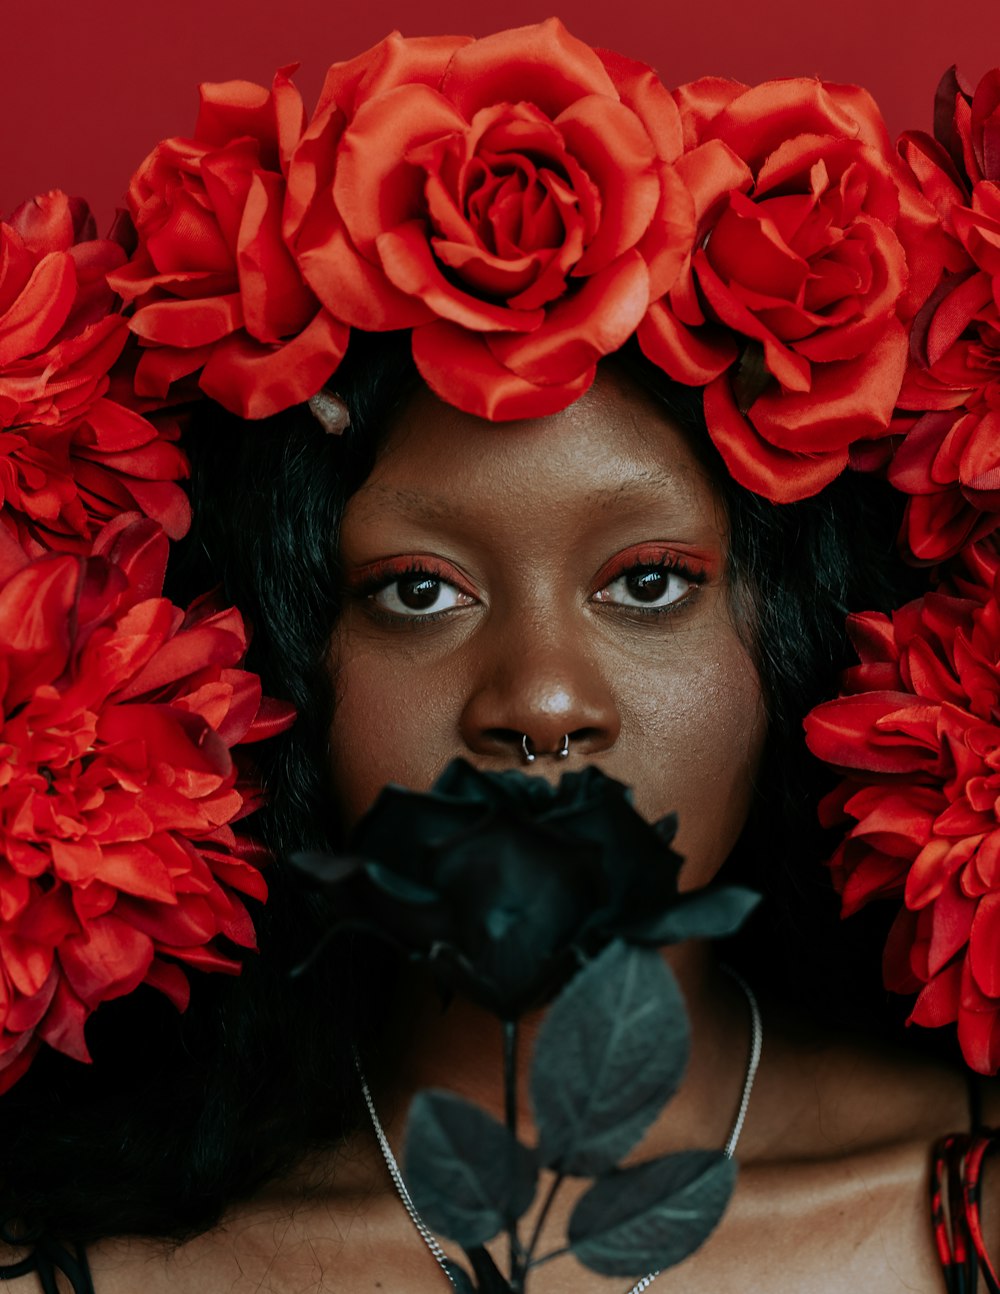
327 631 462 828
620 633 766 888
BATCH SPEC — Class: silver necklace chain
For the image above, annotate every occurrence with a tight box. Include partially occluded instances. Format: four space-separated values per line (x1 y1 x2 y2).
356 965 762 1294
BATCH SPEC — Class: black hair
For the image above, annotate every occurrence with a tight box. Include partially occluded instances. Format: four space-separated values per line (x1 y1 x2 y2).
0 333 923 1247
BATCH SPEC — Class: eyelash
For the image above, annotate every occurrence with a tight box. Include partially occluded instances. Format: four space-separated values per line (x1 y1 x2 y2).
352 561 470 626
592 554 707 616
351 555 707 626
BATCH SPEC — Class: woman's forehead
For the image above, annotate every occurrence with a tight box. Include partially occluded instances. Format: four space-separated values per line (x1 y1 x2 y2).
363 371 720 510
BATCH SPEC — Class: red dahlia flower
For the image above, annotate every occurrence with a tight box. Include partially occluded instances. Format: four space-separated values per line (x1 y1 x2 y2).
0 518 295 1093
804 547 1000 1072
108 70 347 419
285 19 695 419
893 67 1000 562
0 191 190 556
640 77 944 503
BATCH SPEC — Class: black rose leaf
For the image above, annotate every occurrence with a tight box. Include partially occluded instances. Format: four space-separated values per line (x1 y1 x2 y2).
284 852 366 886
531 941 690 1177
404 1090 539 1248
567 1149 736 1276
621 884 761 945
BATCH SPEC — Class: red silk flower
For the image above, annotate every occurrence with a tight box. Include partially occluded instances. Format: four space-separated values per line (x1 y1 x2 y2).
804 545 1000 1072
286 19 695 419
0 191 190 556
108 70 347 420
892 67 1000 562
639 77 944 503
0 518 295 1093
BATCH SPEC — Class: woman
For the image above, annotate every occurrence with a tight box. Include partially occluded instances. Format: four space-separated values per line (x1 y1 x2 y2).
1 20 999 1292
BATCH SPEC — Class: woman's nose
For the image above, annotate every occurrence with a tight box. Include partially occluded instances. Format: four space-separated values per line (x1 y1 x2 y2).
458 633 621 763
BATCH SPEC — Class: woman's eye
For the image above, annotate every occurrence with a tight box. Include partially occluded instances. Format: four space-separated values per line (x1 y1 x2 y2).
593 564 696 610
371 573 475 617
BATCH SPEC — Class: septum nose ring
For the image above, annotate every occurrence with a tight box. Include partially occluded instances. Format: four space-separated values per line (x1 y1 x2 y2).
521 734 570 764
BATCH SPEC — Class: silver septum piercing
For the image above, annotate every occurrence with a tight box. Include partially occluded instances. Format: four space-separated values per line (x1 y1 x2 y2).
521 733 570 763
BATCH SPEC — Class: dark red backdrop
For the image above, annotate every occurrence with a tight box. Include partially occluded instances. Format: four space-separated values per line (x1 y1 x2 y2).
5 0 1000 226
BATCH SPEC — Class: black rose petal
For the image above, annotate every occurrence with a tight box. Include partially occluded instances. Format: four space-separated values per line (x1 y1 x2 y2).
290 759 754 1020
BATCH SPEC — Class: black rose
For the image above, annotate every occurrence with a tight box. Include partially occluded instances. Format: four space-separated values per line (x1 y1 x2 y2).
292 760 757 1019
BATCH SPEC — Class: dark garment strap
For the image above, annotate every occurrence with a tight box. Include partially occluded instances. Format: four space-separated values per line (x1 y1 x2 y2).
933 1080 1000 1294
0 1228 95 1293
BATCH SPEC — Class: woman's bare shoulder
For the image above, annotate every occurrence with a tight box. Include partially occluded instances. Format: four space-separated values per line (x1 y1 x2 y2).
746 1010 973 1166
0 1137 446 1294
0 1203 429 1294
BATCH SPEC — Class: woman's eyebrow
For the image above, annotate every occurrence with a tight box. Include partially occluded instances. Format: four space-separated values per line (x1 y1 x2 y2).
581 467 709 510
353 470 710 525
351 485 458 523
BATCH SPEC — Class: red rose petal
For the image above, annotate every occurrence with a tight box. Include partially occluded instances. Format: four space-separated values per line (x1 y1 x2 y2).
59 914 154 1006
0 556 77 706
296 206 429 331
910 959 963 1028
441 18 617 121
35 980 91 1063
488 252 649 385
376 222 544 333
0 248 76 365
237 172 316 343
805 690 939 773
927 271 994 366
197 305 348 419
129 294 244 349
9 191 94 253
412 318 592 420
749 325 907 451
555 94 658 274
142 957 191 1011
334 83 466 260
637 300 737 385
196 78 276 156
133 342 214 398
597 47 683 162
703 78 892 167
703 373 848 501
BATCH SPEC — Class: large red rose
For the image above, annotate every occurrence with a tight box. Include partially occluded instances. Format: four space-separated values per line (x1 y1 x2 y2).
0 518 295 1092
639 77 944 502
892 68 1000 562
108 70 347 419
286 19 695 419
0 191 190 556
804 546 1000 1072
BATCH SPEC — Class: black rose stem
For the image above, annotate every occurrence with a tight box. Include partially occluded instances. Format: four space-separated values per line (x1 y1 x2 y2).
503 1018 522 1285
290 759 760 1292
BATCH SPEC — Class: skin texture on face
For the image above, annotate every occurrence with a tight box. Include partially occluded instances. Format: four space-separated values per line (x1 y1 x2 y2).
328 367 766 889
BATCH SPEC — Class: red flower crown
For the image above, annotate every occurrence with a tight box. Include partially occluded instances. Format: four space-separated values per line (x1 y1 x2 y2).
4 18 1000 1082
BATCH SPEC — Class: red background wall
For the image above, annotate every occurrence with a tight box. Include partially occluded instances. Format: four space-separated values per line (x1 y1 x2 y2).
5 0 1000 228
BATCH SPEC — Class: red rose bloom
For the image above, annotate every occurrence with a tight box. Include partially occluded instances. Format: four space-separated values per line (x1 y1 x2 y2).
108 70 348 419
286 19 695 419
804 547 1000 1072
0 518 295 1092
0 191 190 556
639 77 943 502
893 68 1000 562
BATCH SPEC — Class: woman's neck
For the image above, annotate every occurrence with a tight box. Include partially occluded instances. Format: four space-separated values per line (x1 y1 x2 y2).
367 942 756 1162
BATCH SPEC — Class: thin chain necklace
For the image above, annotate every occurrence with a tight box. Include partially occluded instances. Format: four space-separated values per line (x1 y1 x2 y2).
356 966 762 1294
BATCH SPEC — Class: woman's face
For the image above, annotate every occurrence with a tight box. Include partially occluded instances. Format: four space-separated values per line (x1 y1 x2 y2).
328 368 766 888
